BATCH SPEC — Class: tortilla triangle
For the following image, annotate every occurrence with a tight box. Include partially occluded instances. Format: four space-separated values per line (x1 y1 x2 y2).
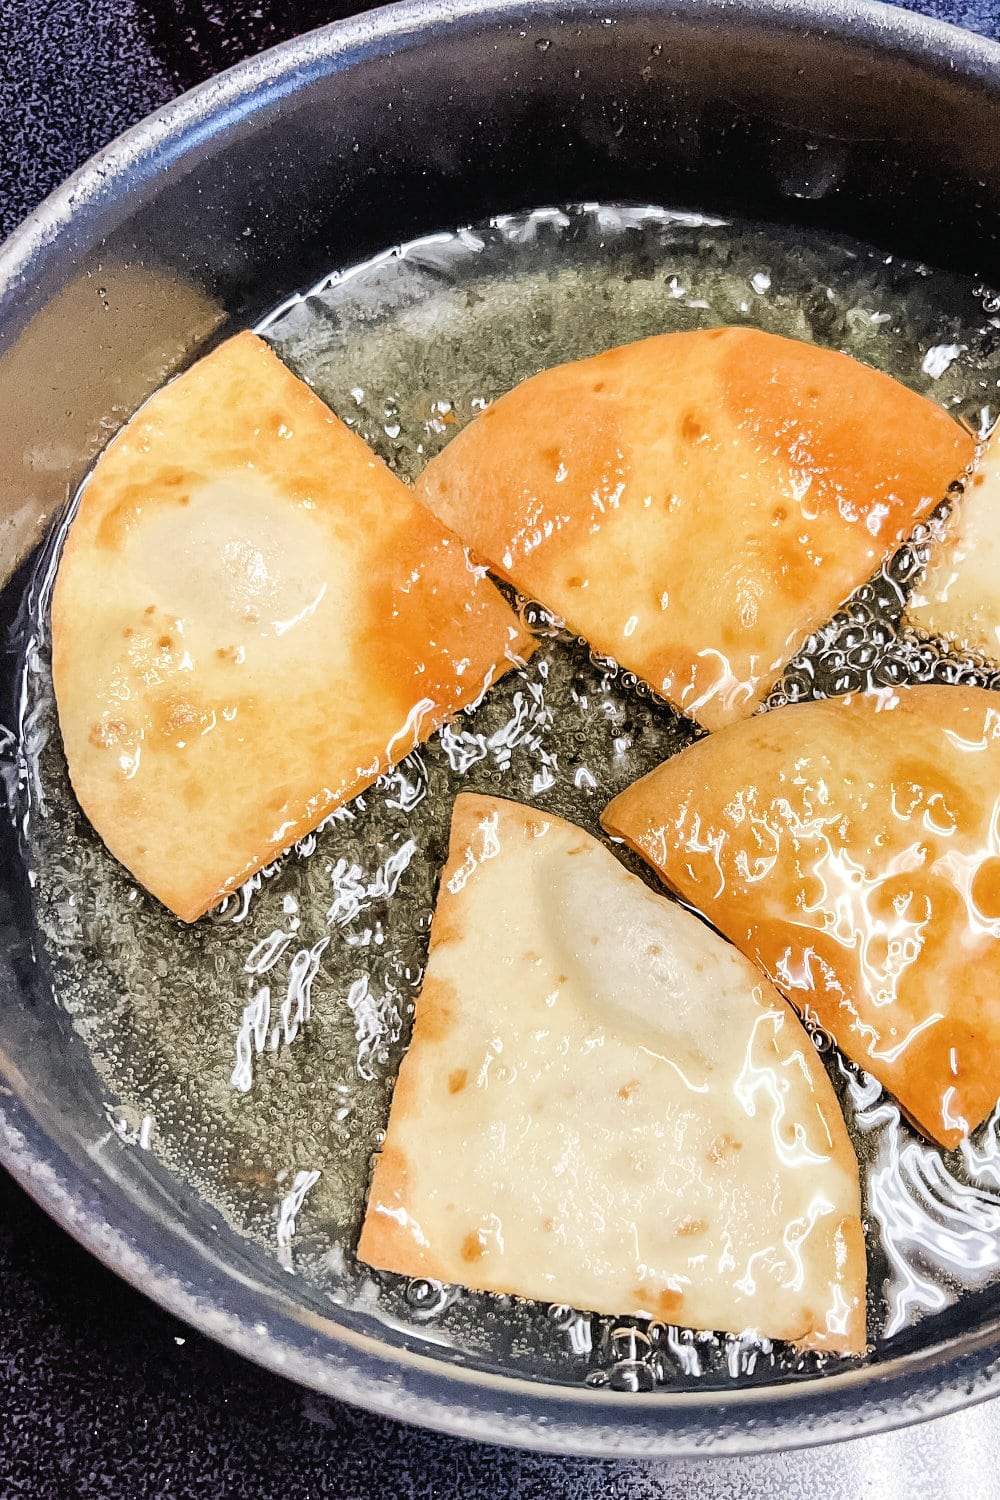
604 685 1000 1148
51 333 532 921
415 328 971 729
360 793 865 1351
906 427 1000 660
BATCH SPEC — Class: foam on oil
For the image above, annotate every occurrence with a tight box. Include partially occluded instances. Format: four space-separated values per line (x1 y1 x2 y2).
8 204 1000 1391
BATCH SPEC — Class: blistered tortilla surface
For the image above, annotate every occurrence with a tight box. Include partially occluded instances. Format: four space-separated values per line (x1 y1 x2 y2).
415 328 971 729
359 793 865 1351
603 686 1000 1148
51 333 531 921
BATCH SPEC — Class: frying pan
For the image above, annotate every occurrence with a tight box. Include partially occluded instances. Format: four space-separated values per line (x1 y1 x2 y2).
2 0 1000 1458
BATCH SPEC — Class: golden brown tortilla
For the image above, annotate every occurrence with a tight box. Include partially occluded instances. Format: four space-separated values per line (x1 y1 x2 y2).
604 685 1000 1148
52 333 532 921
415 328 971 729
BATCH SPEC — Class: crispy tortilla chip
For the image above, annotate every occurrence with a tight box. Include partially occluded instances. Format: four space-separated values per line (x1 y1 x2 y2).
415 328 971 729
905 427 998 659
359 793 865 1350
603 686 1000 1148
51 333 532 922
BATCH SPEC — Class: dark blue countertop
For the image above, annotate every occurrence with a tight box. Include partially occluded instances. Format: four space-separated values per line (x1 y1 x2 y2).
2 3 1000 1495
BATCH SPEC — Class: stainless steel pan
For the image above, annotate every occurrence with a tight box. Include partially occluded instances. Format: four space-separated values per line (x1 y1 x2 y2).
2 0 1000 1457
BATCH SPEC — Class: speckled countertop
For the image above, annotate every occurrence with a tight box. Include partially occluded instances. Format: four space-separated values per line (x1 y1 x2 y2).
3 2 1000 1495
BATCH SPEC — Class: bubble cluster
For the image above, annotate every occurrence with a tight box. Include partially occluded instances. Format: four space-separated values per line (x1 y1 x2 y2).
768 517 1000 714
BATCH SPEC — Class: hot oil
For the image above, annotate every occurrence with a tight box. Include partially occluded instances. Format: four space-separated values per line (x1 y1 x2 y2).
9 204 1000 1391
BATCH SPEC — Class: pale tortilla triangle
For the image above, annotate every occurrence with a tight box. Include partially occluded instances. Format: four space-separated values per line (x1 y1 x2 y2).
359 793 865 1352
51 333 532 922
603 685 1000 1149
414 328 972 730
905 427 999 659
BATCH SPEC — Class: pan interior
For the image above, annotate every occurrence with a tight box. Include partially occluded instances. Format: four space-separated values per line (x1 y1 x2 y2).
8 202 1000 1395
